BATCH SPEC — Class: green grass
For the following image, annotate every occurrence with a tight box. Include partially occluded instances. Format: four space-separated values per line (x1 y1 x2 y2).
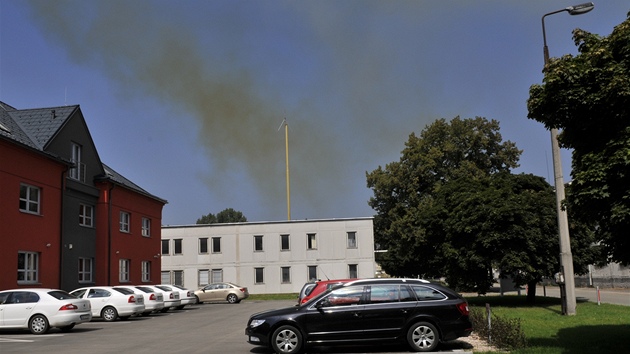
246 293 299 301
468 295 630 353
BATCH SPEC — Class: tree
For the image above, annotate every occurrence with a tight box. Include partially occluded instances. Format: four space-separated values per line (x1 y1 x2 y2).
196 208 247 224
527 13 630 264
366 117 599 297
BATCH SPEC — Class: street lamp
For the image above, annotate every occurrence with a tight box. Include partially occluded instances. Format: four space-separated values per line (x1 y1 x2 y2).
541 2 594 316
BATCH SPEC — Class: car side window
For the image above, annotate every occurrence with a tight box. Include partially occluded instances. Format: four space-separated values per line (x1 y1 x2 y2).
321 286 364 307
89 289 111 298
0 292 10 304
411 285 447 301
369 285 401 304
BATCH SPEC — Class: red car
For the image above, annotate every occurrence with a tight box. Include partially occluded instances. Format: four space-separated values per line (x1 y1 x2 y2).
297 279 355 304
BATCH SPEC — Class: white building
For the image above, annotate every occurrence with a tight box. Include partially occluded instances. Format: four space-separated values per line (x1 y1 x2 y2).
161 217 375 294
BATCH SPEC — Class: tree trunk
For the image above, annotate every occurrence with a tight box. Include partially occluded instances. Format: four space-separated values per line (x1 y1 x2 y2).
526 280 537 304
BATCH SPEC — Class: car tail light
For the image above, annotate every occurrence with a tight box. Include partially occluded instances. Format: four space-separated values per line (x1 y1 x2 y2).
187 291 193 297
239 288 246 293
128 295 136 303
59 304 78 311
170 293 174 299
149 293 156 301
456 302 470 316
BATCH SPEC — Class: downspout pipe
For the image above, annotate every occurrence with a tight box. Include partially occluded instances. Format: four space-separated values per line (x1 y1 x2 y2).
107 184 114 285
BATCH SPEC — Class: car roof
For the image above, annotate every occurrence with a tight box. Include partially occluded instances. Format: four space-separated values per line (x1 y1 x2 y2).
343 278 431 286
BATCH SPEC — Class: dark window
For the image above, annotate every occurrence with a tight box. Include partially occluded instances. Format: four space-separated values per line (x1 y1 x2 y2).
254 235 264 251
281 234 290 250
212 237 221 253
161 239 170 255
255 267 264 284
199 238 208 253
174 239 182 255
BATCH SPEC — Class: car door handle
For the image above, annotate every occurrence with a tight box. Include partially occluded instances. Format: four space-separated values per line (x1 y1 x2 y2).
352 312 361 317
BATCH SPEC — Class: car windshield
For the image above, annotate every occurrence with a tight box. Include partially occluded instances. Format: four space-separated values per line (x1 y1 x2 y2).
135 286 154 293
113 287 134 295
155 285 171 291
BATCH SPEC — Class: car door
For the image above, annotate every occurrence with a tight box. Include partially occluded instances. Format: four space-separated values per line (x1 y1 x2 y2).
210 283 228 301
1 291 38 326
303 285 366 342
360 284 418 339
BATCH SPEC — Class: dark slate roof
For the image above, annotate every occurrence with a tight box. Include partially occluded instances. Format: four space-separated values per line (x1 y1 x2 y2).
101 163 167 204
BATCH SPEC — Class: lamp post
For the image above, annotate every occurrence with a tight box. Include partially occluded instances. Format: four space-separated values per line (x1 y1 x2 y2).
541 2 594 316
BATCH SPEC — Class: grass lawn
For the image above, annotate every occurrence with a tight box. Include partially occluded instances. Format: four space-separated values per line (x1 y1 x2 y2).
467 295 630 353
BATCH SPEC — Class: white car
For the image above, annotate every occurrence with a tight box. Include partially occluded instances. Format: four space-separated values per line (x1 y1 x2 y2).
156 284 196 309
70 286 145 321
115 286 164 315
138 285 180 312
0 288 92 334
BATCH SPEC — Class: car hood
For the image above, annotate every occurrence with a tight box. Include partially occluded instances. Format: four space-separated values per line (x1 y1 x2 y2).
250 305 302 320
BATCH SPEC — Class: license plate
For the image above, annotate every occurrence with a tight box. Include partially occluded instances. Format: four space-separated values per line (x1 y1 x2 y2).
80 314 90 320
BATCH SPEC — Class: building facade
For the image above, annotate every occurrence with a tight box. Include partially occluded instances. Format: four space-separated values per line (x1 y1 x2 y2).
1 101 166 291
161 218 375 294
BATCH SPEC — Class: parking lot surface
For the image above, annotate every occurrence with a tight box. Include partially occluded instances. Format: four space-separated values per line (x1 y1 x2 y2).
0 300 472 353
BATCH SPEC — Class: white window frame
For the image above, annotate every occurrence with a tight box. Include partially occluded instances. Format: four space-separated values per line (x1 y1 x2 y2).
255 267 264 284
141 261 151 282
119 259 130 282
79 204 94 227
17 251 39 284
347 231 357 249
307 233 317 250
119 211 130 233
69 142 85 182
174 239 183 255
173 270 183 286
211 269 223 283
212 237 221 253
19 184 40 214
348 264 358 279
307 265 317 281
198 269 209 287
161 239 170 255
141 217 151 237
254 235 264 252
199 238 208 254
78 257 93 283
281 266 291 284
280 234 290 251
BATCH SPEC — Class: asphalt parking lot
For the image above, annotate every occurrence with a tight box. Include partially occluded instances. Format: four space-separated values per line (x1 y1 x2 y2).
0 300 472 354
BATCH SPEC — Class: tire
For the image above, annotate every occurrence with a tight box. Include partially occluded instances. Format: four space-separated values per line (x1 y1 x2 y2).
407 321 439 352
101 306 118 322
271 325 303 354
59 324 75 332
176 305 185 310
226 293 238 304
29 314 49 334
160 307 170 313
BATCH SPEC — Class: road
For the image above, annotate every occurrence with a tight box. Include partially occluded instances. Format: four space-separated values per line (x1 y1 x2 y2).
536 286 630 306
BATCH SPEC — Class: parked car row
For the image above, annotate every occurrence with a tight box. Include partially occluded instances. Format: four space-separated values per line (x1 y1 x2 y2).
0 282 250 335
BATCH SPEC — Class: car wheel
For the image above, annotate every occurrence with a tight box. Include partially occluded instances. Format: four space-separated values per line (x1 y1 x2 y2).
227 293 238 304
59 324 75 332
176 305 185 310
271 325 303 354
407 321 439 352
160 307 170 313
102 306 118 322
29 314 49 334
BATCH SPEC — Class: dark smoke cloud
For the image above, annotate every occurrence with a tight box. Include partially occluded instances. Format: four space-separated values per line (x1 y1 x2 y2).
25 0 450 220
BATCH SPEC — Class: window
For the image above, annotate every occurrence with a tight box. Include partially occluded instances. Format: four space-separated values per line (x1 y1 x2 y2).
19 184 40 214
141 261 151 282
119 211 130 233
142 218 151 237
307 233 317 250
198 269 209 286
347 231 357 248
348 264 358 279
161 239 170 255
255 267 264 284
211 269 223 283
79 204 94 227
212 237 221 253
69 143 85 182
119 259 130 282
307 265 317 281
78 258 93 283
173 270 183 286
281 267 291 284
369 285 402 304
254 235 264 251
161 271 171 284
281 234 290 251
17 251 39 284
174 239 182 255
411 285 447 301
199 238 208 254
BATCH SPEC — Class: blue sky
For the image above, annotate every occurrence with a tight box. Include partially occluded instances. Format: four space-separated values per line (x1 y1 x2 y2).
1 1 628 225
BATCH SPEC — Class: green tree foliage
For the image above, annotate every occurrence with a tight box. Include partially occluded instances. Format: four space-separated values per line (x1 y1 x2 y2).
196 208 247 224
366 117 598 295
528 13 630 264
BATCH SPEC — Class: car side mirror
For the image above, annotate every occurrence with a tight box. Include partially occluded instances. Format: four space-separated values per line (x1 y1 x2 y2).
316 298 330 309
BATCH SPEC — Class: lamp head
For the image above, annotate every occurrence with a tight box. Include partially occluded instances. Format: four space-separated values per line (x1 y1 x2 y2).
567 2 595 15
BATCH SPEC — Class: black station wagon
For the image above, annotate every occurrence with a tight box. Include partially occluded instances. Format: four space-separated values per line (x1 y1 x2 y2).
246 278 473 353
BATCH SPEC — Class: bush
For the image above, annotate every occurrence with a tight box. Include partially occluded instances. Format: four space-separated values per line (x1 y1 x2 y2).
470 305 528 350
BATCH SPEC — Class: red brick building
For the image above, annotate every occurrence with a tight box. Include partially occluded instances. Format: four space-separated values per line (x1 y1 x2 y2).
0 101 167 291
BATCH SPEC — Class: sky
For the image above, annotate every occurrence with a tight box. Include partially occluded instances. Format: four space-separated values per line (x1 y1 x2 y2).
1 1 628 226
